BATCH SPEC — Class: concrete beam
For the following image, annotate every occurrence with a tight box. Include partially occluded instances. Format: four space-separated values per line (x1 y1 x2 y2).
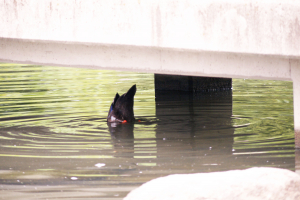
0 38 293 81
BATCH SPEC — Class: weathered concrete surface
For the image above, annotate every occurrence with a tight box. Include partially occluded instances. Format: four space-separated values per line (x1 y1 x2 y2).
125 167 300 200
1 0 300 57
292 61 300 148
296 150 300 176
0 0 299 80
0 38 293 80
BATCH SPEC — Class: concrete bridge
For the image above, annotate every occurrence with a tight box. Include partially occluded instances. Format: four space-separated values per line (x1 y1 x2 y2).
0 0 300 147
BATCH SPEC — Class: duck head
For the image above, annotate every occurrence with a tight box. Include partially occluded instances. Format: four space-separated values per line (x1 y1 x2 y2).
107 84 136 123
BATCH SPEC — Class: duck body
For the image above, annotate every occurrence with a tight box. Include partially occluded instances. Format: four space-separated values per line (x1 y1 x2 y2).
107 84 136 123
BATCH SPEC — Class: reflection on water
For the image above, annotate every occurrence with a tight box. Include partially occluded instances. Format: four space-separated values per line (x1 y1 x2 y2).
155 90 234 172
0 64 295 199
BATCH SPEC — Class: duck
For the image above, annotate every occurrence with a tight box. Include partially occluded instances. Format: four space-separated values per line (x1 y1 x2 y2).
107 84 136 123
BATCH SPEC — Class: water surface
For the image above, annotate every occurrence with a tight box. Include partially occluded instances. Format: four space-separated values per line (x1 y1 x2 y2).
0 64 295 199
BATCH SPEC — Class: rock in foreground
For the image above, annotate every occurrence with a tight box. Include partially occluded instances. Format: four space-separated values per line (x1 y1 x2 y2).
125 167 300 200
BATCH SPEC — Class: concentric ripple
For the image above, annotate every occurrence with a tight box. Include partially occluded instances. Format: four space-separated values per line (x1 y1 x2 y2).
0 64 156 160
0 63 296 199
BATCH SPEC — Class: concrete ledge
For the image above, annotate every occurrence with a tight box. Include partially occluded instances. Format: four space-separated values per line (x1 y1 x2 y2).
125 167 300 200
0 38 293 81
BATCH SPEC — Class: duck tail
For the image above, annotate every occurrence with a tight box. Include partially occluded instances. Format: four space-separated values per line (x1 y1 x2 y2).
113 93 120 105
125 84 136 98
109 93 120 114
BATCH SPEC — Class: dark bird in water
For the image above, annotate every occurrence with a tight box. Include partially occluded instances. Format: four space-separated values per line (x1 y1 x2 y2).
107 84 136 123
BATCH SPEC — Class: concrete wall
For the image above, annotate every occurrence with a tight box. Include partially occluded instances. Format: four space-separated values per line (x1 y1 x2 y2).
0 0 299 80
1 0 300 57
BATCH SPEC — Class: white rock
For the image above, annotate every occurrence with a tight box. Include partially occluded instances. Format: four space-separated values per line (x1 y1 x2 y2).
125 167 300 200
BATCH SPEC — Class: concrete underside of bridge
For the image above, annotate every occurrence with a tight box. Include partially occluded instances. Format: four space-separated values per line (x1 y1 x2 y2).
154 74 232 92
0 0 300 149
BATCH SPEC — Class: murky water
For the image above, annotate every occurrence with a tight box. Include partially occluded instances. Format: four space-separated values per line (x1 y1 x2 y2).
0 64 295 199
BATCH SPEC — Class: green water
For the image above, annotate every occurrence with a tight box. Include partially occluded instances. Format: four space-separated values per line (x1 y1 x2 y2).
0 64 295 199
